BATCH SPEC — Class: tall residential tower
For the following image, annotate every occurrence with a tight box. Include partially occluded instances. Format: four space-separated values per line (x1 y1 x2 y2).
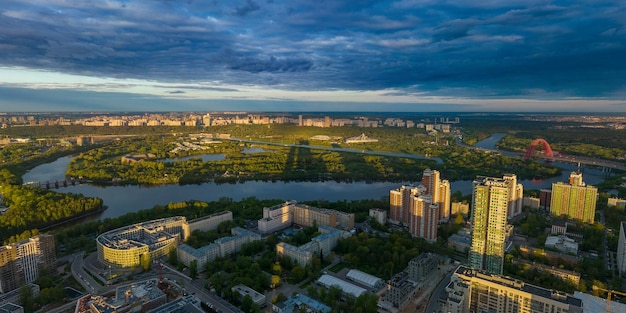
469 176 516 275
550 172 597 223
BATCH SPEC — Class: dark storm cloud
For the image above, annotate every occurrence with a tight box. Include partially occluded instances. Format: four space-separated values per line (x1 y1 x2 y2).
0 0 625 101
233 0 261 17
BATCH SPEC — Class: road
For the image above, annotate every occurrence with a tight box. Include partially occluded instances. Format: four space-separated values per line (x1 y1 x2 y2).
424 266 456 313
66 251 241 313
228 137 443 164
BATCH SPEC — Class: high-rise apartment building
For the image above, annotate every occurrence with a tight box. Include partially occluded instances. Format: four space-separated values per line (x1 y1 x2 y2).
0 234 56 293
389 169 450 241
469 176 512 275
389 185 421 225
389 169 450 225
503 174 524 218
408 195 439 242
618 222 626 276
550 172 597 223
439 179 451 221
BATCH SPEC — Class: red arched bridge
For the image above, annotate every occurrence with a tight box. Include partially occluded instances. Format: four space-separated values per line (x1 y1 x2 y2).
524 138 553 159
524 138 626 171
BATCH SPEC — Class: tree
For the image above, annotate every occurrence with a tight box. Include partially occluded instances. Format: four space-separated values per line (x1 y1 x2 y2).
140 253 151 272
168 249 178 266
272 261 282 275
454 213 465 225
189 260 198 279
271 275 281 288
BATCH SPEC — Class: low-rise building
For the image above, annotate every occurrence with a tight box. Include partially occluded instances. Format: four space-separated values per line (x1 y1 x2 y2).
232 284 266 307
368 208 387 225
522 196 540 209
177 227 261 269
317 275 366 298
608 197 626 209
346 269 384 291
276 226 350 266
258 201 354 234
272 293 331 313
512 258 580 285
545 235 578 255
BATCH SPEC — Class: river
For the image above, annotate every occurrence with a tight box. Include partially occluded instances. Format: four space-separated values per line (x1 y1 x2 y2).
21 134 608 221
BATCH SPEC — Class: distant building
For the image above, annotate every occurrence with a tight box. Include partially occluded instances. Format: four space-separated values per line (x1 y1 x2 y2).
443 266 583 313
550 172 597 223
344 134 378 143
187 211 233 233
540 188 552 210
522 196 540 209
451 202 469 216
608 197 626 209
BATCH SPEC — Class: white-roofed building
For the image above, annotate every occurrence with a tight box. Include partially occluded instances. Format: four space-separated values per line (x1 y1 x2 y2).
545 235 578 255
317 275 366 298
346 269 384 291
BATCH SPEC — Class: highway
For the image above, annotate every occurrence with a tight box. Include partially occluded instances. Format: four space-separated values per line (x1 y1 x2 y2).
227 137 444 164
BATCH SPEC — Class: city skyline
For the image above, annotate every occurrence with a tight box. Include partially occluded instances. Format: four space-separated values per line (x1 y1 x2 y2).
1 1 625 112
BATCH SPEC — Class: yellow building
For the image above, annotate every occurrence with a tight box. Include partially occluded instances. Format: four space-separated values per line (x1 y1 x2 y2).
97 216 188 268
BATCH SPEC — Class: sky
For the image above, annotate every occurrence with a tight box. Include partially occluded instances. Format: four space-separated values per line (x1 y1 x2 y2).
0 0 625 112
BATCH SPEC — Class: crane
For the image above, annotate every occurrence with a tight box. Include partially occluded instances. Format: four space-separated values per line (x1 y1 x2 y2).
592 285 626 313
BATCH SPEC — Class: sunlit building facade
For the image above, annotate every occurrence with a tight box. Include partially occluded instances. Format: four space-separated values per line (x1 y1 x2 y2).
469 176 511 275
443 266 583 313
0 234 56 293
97 216 189 268
550 172 597 223
257 201 354 234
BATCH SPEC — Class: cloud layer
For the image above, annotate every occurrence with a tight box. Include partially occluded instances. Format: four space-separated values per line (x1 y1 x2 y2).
0 0 625 110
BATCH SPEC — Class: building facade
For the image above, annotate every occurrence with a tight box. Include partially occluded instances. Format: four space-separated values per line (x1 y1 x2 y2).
389 169 450 241
443 266 583 313
97 216 189 268
0 235 56 293
276 226 350 267
469 176 512 275
177 227 261 269
550 172 597 223
257 201 354 234
407 195 438 242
